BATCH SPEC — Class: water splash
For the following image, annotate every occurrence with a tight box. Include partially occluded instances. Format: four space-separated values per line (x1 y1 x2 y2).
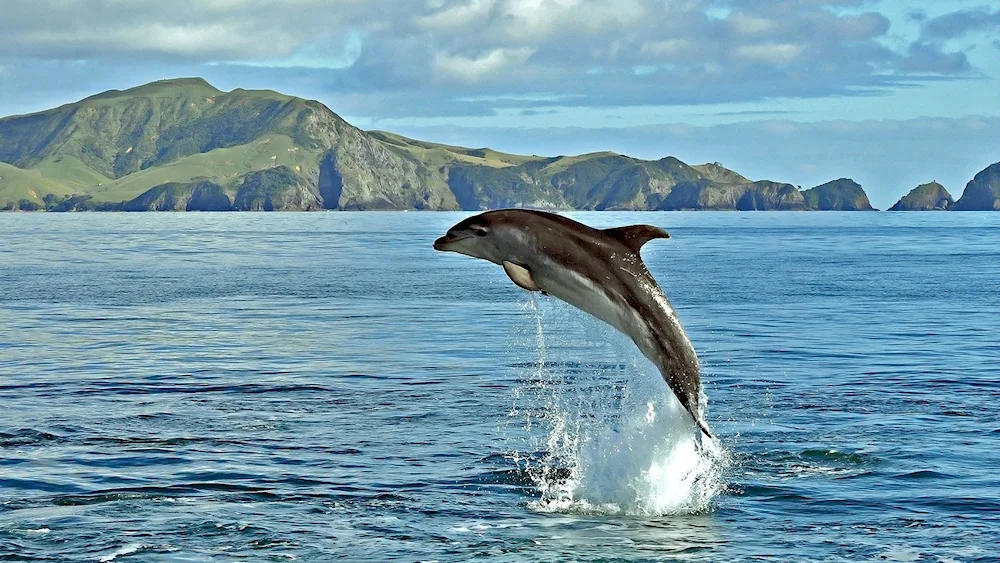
508 297 728 516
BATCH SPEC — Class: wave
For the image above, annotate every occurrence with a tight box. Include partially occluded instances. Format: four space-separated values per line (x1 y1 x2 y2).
503 297 728 516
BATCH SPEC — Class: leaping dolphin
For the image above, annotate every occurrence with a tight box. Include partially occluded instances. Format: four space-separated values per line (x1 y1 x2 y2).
433 209 711 437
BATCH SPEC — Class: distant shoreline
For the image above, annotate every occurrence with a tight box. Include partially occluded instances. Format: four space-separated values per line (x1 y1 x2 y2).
2 78 998 213
4 207 997 214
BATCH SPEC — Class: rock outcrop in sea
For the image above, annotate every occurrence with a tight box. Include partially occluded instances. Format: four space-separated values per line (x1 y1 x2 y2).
802 179 876 211
951 162 1000 211
888 182 954 211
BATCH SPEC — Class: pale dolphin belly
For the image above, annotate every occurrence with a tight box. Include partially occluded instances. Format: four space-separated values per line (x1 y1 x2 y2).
531 259 667 367
530 255 703 428
530 257 641 337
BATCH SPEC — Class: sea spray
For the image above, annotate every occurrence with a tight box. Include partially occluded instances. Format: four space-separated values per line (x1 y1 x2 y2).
506 297 728 516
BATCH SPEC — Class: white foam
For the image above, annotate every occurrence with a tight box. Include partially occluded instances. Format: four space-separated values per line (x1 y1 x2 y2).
510 298 728 516
99 543 144 562
875 549 921 562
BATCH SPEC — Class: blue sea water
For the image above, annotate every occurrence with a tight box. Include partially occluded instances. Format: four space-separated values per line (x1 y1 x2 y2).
0 211 998 562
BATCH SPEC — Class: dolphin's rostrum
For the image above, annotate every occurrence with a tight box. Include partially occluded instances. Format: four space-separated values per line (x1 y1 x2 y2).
434 209 711 437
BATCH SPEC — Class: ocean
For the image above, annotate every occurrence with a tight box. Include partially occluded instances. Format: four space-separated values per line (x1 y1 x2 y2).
1 211 997 562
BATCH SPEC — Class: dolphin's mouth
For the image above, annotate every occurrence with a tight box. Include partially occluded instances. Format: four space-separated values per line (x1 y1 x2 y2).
433 234 471 251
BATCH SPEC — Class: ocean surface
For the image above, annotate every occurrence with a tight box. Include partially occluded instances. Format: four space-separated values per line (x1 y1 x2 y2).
0 211 997 562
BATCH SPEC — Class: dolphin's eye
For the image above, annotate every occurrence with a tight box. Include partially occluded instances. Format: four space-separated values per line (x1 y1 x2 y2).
472 226 488 237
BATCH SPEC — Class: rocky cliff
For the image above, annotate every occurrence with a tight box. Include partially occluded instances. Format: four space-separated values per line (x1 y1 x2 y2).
802 179 876 211
951 163 1000 211
888 182 954 211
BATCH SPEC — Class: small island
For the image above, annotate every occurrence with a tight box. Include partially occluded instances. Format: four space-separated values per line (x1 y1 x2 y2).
888 182 954 211
802 179 876 211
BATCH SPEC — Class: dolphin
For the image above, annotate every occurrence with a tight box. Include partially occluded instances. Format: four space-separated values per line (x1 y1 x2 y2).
433 209 711 437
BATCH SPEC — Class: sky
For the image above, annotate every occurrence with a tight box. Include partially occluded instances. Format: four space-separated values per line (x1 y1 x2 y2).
0 0 998 208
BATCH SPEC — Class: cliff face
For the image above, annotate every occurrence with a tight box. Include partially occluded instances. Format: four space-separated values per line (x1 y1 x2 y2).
802 179 876 211
666 180 807 210
1 78 882 212
952 163 1000 211
446 156 819 211
888 182 954 211
123 181 230 211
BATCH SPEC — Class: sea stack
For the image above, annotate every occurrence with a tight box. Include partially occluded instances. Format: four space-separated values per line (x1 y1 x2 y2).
801 179 876 211
888 182 954 211
952 162 1000 211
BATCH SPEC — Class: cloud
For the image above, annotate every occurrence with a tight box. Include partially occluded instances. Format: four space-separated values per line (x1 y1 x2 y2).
639 39 695 58
434 47 535 83
893 6 1000 76
712 110 798 117
0 0 393 62
733 43 804 65
0 0 996 119
899 42 971 74
728 13 777 35
921 6 1000 40
417 0 493 30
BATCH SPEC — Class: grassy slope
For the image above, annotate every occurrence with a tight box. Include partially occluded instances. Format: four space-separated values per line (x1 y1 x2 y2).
0 162 75 205
88 135 320 202
691 162 751 184
78 77 222 107
0 77 321 182
539 152 624 175
369 131 543 168
32 155 112 189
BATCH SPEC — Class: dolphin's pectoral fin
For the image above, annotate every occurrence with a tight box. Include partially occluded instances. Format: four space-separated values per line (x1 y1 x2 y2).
502 261 542 292
603 225 670 253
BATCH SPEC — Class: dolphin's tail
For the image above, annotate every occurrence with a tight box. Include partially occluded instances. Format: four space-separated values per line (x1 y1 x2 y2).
692 414 713 438
667 378 713 438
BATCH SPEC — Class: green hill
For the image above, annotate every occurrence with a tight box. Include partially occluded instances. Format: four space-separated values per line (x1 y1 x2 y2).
0 77 882 212
0 78 456 211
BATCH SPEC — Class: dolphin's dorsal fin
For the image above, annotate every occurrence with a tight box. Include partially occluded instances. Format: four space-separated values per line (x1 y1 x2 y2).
602 225 670 253
503 261 542 292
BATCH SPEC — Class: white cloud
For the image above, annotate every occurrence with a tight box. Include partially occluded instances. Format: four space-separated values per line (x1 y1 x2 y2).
417 0 493 30
734 43 804 64
434 47 535 82
0 0 995 118
16 23 300 59
640 39 694 58
729 13 776 34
